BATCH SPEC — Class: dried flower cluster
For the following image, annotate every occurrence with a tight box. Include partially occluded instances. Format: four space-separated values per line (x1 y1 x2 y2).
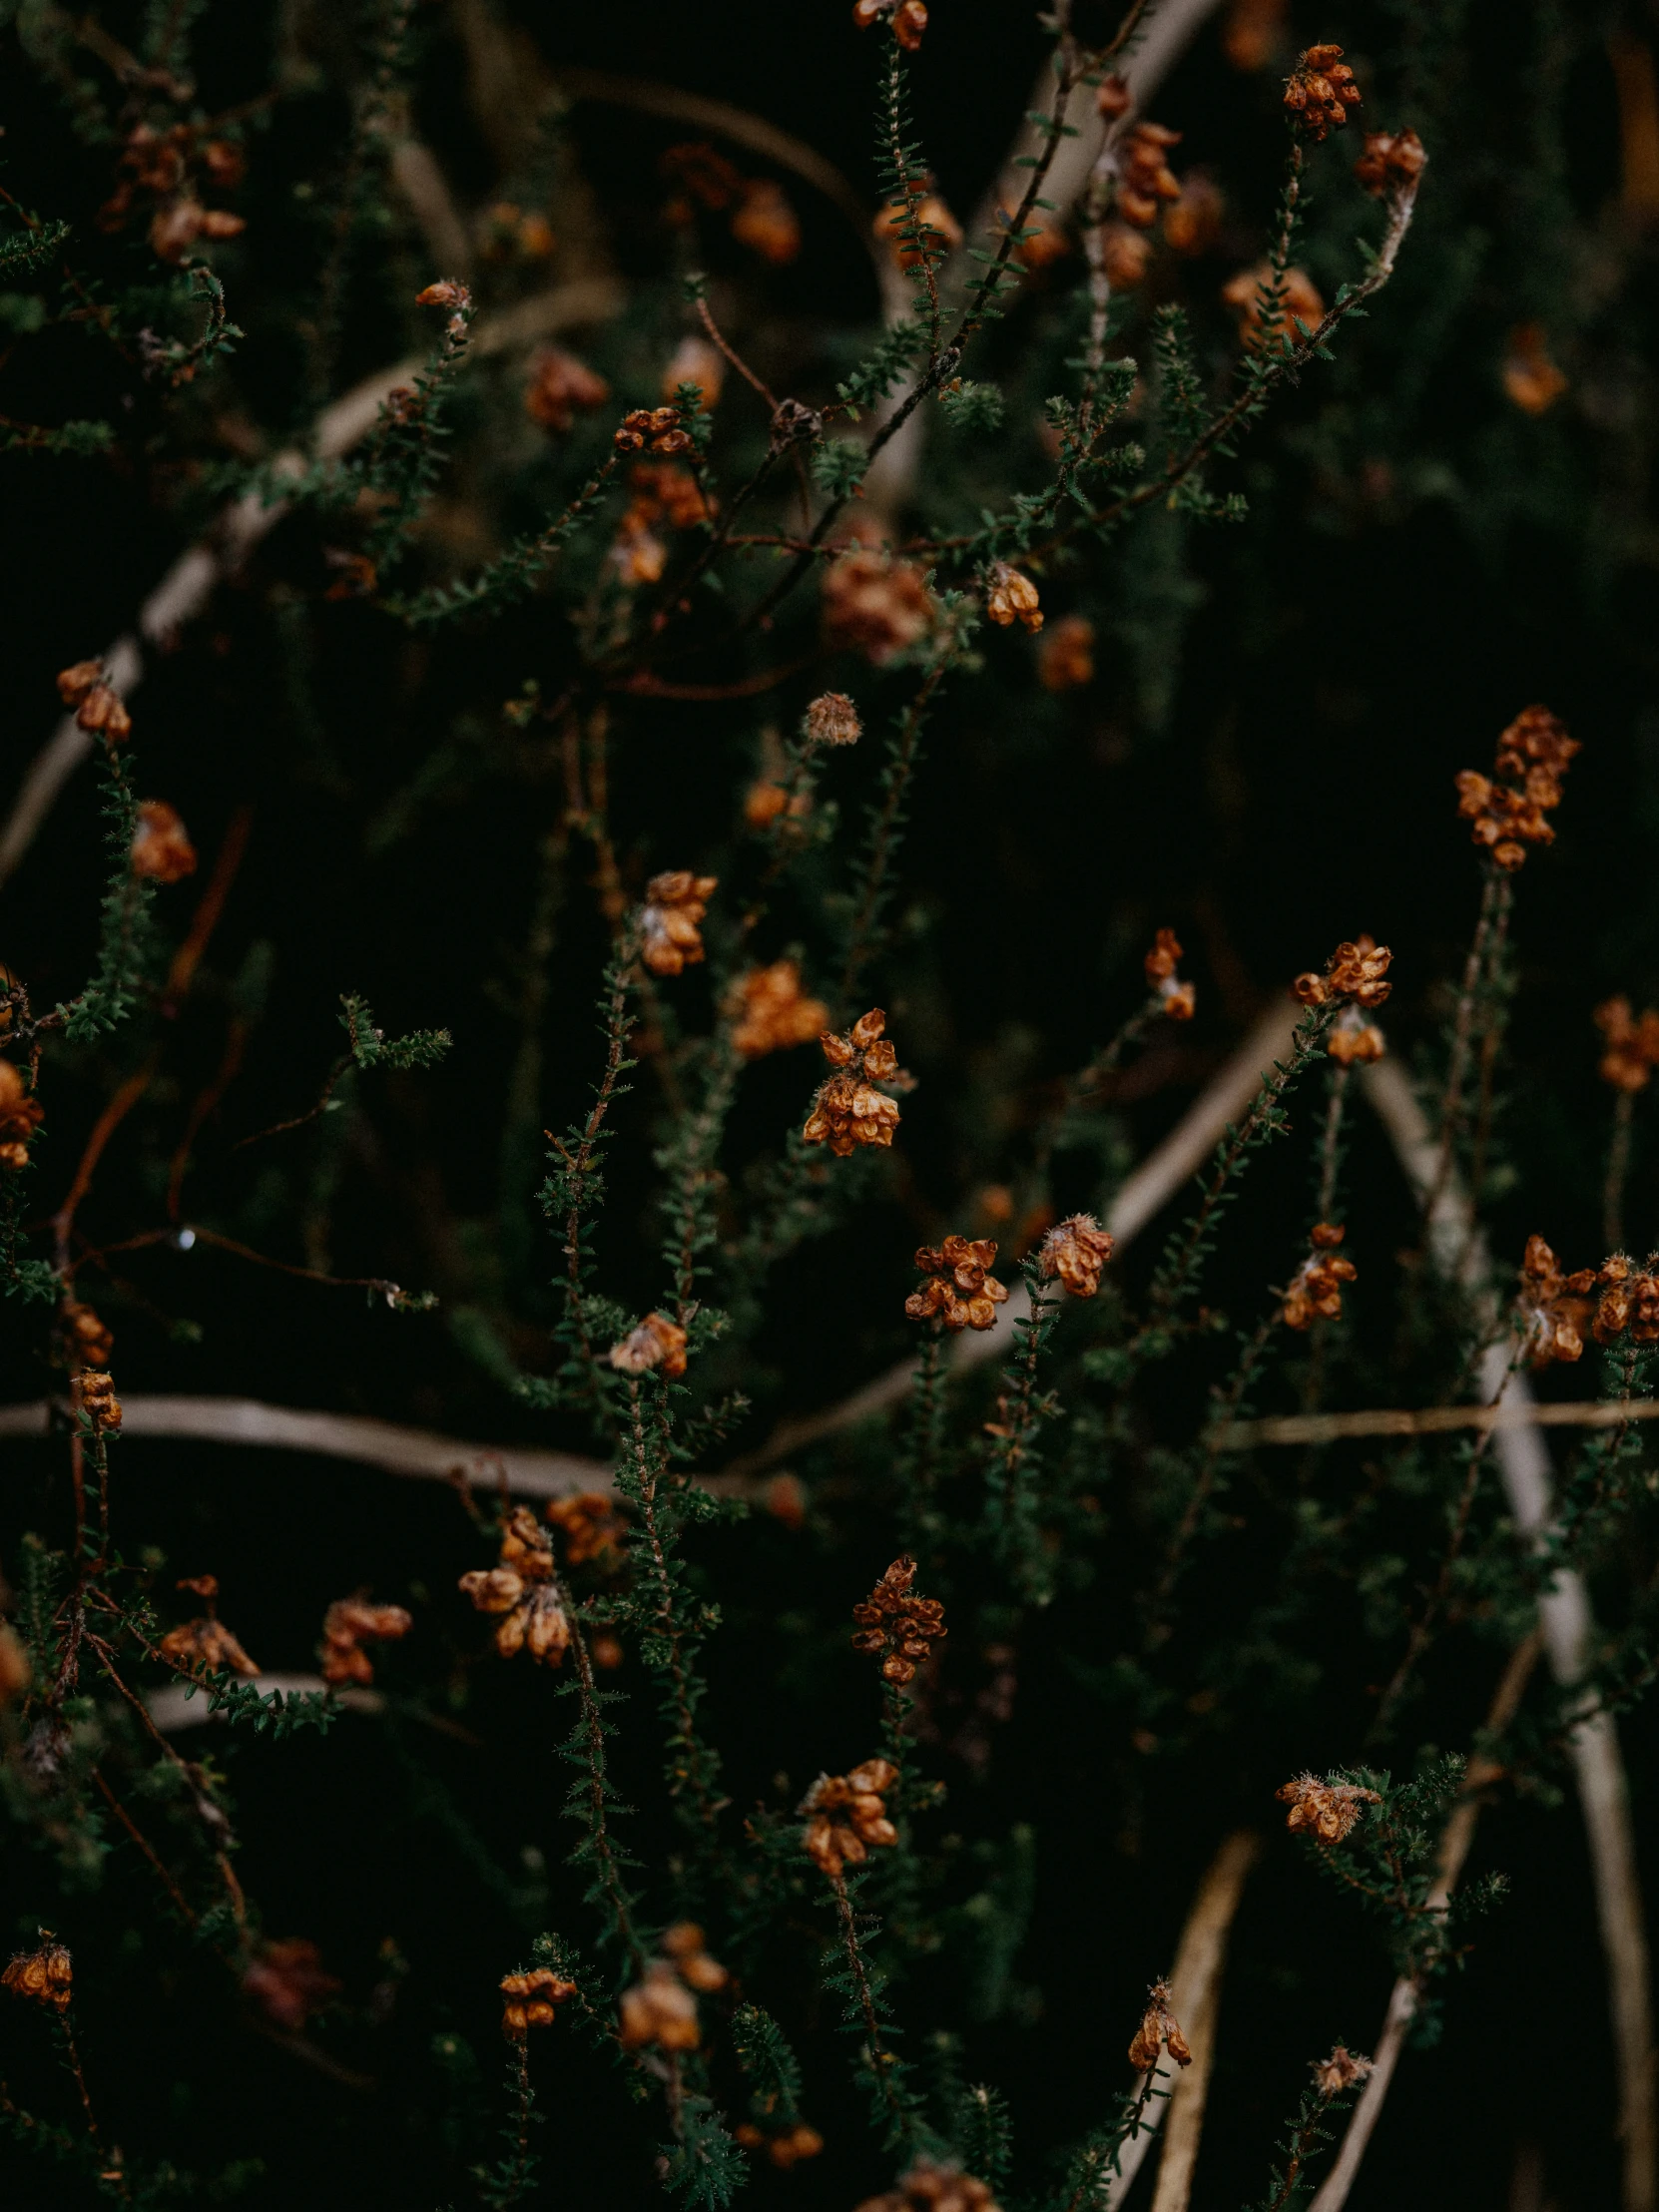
1353 128 1425 197
3 1939 72 2011
619 1923 728 2051
1501 323 1568 417
641 870 718 976
661 143 802 266
74 1369 122 1435
1282 1223 1358 1331
499 1964 578 2038
985 563 1043 632
609 1312 689 1379
56 659 132 742
59 1300 114 1367
1581 1254 1659 1350
850 1554 947 1685
823 543 935 664
523 346 609 431
0 1059 44 1171
1514 1235 1591 1367
855 2166 1000 2212
318 1596 412 1687
458 1506 571 1664
1038 614 1095 692
1455 705 1578 869
1127 1978 1194 2071
1277 1772 1382 1846
613 405 693 458
803 1009 903 1158
1145 927 1196 1020
853 0 928 47
735 2120 826 2167
99 123 246 262
905 1236 1009 1333
413 279 473 335
1038 1214 1115 1299
1312 2044 1376 2097
158 1575 259 1679
1292 936 1392 1010
1327 1002 1385 1066
801 1757 899 1876
730 961 830 1059
1282 43 1362 140
804 690 862 748
1595 998 1659 1093
131 801 198 883
546 1489 627 1569
1116 121 1183 231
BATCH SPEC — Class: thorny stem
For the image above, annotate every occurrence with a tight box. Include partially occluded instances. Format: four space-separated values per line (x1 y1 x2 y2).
879 39 941 359
1605 1089 1637 1254
838 644 958 1001
568 1607 649 1976
1428 863 1509 1217
1316 1062 1352 1222
550 934 639 1433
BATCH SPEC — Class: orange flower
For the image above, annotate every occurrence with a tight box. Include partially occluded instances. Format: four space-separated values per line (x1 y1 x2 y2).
610 511 668 586
640 870 717 975
1098 222 1153 289
1128 1978 1193 2071
1038 1214 1115 1299
856 2165 1000 2212
1222 263 1325 349
1222 0 1284 70
1513 1234 1591 1367
609 1312 690 1380
729 961 830 1059
803 1009 903 1157
1038 614 1095 691
823 545 936 664
613 405 694 458
1313 2045 1375 2097
500 1965 578 2039
664 335 725 410
801 1757 899 1876
853 0 927 47
1455 706 1577 869
73 1368 122 1435
731 177 801 264
905 1236 1008 1333
318 1596 412 1687
459 1505 571 1664
1162 175 1224 256
524 346 610 431
545 1490 627 1569
131 801 198 883
59 1300 113 1367
0 1058 44 1171
1353 129 1426 197
1502 323 1567 416
850 1554 947 1684
1144 927 1195 1020
158 1571 259 1679
1595 998 1659 1093
1281 1222 1358 1330
3 1940 73 2010
1282 43 1362 141
1116 122 1183 231
736 2121 826 2168
629 460 713 530
985 563 1043 632
57 660 132 742
1327 1004 1385 1065
804 691 862 747
1291 936 1392 1010
1277 1772 1382 1845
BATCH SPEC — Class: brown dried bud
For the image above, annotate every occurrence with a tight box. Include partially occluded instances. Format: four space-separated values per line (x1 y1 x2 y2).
608 1312 689 1380
131 801 198 883
57 660 105 707
74 684 133 742
524 346 610 431
74 1369 122 1435
319 1596 412 1687
906 1235 1009 1334
1096 74 1134 120
850 1554 948 1684
1038 614 1095 692
3 1940 73 2010
1283 42 1362 141
804 1010 904 1157
619 1959 702 2050
415 279 472 311
805 691 863 747
1144 927 1195 1020
731 177 802 265
664 335 726 410
801 1757 900 1876
855 2164 1001 2212
1038 1214 1115 1299
546 1490 627 1569
1277 1772 1382 1846
1312 2044 1375 2098
1282 1223 1359 1330
1353 129 1425 197
641 870 718 976
729 961 830 1059
500 1964 578 2038
1128 1979 1193 2072
1502 323 1567 417
985 563 1043 632
823 543 937 664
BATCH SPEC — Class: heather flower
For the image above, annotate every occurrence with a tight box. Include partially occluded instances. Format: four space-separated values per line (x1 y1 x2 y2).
822 544 936 663
1038 1214 1115 1299
1144 927 1196 1020
1038 615 1095 691
1277 1772 1382 1846
801 1757 900 1876
735 2121 826 2167
1594 998 1659 1093
500 1965 578 2038
1223 262 1325 349
618 1929 726 2053
906 1236 1008 1333
57 660 132 742
1163 175 1225 255
159 1573 260 1679
804 691 862 747
74 1369 123 1435
853 0 928 50
1513 1234 1590 1367
1328 1004 1385 1065
131 801 198 883
318 1596 412 1687
1456 707 1577 867
1282 1222 1358 1330
1116 121 1183 230
1313 2044 1375 2097
1127 1978 1193 2071
1099 223 1153 288
730 178 801 264
1353 129 1426 197
459 1505 571 1664
3 1940 73 2011
610 513 668 586
850 1554 947 1684
640 870 718 975
1282 43 1362 140
729 961 830 1058
1585 1255 1659 1347
803 1009 904 1157
856 2167 1001 2212
613 405 694 457
1292 935 1392 1009
545 1489 628 1569
629 459 713 530
985 563 1043 632
608 1312 689 1379
524 346 610 430
663 334 725 409
0 1059 44 1171
1502 324 1568 416
662 1921 729 1992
